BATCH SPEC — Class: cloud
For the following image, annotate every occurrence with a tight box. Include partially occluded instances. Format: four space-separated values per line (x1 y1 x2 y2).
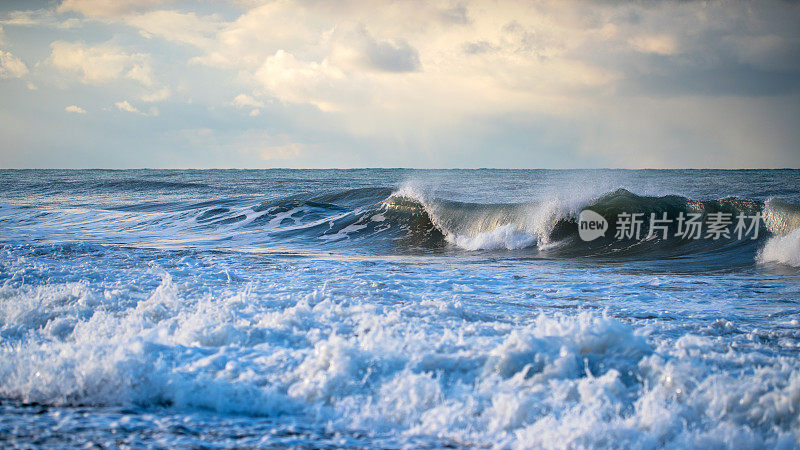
124 10 222 48
1 0 799 168
231 94 263 116
140 87 170 102
0 49 27 78
54 2 220 49
0 8 81 29
629 64 800 97
115 100 158 116
114 100 139 113
231 94 263 108
463 40 498 55
211 1 621 123
65 105 86 114
49 41 155 86
330 25 420 73
58 0 173 19
628 34 677 55
253 50 365 112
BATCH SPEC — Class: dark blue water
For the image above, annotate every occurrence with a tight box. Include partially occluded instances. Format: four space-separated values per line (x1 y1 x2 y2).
1 169 799 448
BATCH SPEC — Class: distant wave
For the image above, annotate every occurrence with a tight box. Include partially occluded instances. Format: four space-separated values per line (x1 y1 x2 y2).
40 179 211 192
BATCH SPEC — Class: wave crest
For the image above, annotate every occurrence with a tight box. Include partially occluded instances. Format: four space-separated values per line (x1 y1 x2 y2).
384 185 574 250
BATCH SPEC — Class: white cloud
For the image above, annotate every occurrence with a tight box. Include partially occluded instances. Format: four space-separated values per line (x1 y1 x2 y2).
125 10 222 49
55 1 222 51
0 49 27 79
140 87 170 102
0 8 81 29
58 0 173 19
115 100 140 113
124 61 154 86
253 50 361 112
115 100 159 116
231 95 263 117
65 105 86 114
49 41 155 86
231 94 263 108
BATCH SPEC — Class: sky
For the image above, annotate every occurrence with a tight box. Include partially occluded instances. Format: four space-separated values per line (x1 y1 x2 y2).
0 0 799 169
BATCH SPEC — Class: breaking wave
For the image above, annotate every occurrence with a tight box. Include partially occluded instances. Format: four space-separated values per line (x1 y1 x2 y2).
379 186 800 262
1 184 799 263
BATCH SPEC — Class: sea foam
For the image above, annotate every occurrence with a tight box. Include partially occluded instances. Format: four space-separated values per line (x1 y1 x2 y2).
759 227 800 267
1 266 798 448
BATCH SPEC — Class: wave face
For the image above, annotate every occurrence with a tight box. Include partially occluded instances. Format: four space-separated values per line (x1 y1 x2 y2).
1 169 800 447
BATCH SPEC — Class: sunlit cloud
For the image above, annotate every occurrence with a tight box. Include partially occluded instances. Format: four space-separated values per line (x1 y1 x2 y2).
65 104 86 114
57 0 174 19
115 100 158 116
0 49 27 79
49 41 155 86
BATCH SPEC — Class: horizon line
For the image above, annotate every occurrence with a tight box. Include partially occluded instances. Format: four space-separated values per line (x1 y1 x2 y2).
1 167 798 171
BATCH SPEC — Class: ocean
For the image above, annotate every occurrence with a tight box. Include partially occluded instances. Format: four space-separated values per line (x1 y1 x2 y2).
0 169 799 448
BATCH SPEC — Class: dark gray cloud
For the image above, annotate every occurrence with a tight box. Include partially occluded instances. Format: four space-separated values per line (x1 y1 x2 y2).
564 0 800 97
628 62 800 97
365 38 419 72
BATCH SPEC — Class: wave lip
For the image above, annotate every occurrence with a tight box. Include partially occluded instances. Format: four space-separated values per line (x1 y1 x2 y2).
763 198 800 235
383 184 576 251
